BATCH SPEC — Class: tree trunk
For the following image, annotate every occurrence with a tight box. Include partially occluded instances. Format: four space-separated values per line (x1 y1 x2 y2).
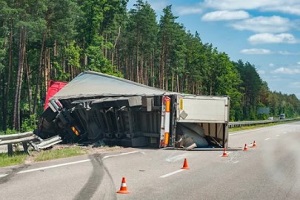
176 73 179 92
151 50 155 87
171 70 174 91
144 59 149 86
104 33 108 58
159 42 165 89
1 74 4 130
112 26 121 66
2 23 13 130
140 55 143 84
13 27 26 131
33 32 46 114
136 47 139 83
25 57 32 114
44 48 51 94
165 74 168 91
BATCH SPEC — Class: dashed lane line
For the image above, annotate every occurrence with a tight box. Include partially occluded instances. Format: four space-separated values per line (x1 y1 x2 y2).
0 159 91 178
103 150 140 160
18 159 91 174
160 169 185 178
0 174 8 178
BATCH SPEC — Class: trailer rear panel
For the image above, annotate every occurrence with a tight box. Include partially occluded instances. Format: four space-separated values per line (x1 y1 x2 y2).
177 95 229 123
174 95 230 148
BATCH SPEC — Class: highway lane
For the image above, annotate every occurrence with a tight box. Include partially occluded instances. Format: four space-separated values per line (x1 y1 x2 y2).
0 122 299 200
0 154 117 200
104 123 300 200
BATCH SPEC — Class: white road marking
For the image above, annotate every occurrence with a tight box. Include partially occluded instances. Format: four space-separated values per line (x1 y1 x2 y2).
276 135 280 137
166 154 187 162
1 150 141 177
265 138 270 140
0 174 8 178
160 169 184 178
18 159 91 174
233 161 239 164
103 150 140 160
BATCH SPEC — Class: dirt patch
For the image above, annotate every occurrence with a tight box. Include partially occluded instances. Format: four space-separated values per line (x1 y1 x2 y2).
51 144 124 154
24 151 38 165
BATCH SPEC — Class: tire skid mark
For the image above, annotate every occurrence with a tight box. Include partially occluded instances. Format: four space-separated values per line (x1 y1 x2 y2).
74 154 117 200
0 164 30 185
73 154 105 200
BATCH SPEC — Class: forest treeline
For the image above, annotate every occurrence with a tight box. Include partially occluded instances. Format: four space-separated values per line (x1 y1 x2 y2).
0 0 299 133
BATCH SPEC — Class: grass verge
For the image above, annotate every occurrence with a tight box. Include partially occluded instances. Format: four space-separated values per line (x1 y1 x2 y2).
34 146 87 162
0 146 87 167
228 119 299 132
229 123 276 132
0 152 28 167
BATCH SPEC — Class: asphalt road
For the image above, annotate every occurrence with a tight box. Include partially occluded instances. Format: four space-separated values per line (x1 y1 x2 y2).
0 122 299 200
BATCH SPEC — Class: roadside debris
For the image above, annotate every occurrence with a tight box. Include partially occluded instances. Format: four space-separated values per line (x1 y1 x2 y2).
0 132 62 156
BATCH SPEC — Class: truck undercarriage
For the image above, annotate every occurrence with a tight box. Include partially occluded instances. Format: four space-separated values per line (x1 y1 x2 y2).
36 71 229 149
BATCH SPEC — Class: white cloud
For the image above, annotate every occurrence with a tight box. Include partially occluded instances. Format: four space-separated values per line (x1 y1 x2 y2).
269 63 275 67
297 62 300 65
231 16 291 33
278 51 300 55
263 5 300 15
203 0 300 16
272 67 300 74
177 7 202 15
202 10 249 21
240 48 272 55
204 0 281 10
248 33 298 44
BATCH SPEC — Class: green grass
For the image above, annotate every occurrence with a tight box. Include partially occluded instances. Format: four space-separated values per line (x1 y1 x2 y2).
34 146 87 162
0 146 87 167
0 152 28 167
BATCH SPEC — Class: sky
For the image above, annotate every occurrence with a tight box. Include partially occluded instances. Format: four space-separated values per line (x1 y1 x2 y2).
127 0 300 99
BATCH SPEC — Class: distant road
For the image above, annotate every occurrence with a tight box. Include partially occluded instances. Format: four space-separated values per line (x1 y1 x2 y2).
0 122 300 200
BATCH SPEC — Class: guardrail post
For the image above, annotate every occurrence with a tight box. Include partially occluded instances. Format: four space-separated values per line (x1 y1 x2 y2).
7 144 13 156
22 142 29 154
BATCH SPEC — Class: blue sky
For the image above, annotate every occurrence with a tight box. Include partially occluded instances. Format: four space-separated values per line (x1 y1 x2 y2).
127 0 300 99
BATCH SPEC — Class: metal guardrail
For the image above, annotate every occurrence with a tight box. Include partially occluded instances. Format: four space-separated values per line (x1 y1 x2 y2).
0 132 38 145
228 118 297 128
35 135 62 150
0 132 62 156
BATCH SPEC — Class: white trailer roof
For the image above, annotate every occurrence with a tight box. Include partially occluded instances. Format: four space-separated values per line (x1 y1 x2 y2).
53 71 172 99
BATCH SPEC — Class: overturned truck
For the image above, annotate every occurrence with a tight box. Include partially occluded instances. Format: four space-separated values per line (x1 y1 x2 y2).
37 71 230 149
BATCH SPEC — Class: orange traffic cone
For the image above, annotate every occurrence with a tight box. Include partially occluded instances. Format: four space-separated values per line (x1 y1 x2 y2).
243 144 248 151
117 177 129 194
222 147 229 157
251 141 257 148
181 158 189 169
